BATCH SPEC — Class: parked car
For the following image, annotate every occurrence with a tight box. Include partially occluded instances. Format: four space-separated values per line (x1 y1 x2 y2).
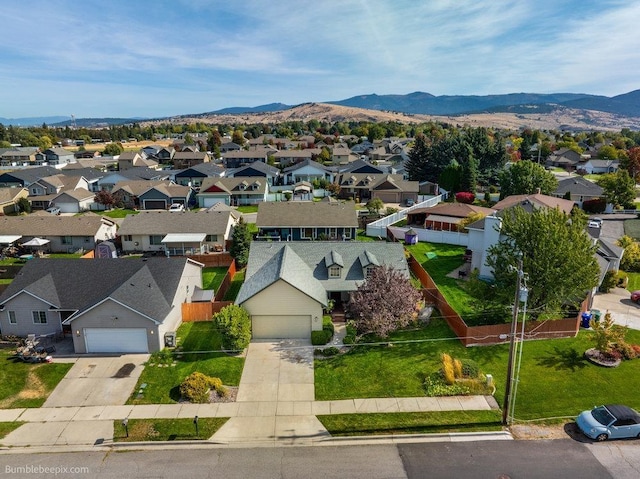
588 220 601 228
404 199 415 207
631 290 640 304
576 404 640 441
168 203 185 212
46 206 61 215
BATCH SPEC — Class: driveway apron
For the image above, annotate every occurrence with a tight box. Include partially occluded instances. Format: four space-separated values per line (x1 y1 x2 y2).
211 340 330 445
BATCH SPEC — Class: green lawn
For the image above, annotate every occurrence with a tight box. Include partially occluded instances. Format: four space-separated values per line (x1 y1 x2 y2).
101 209 139 219
315 317 640 421
627 272 640 291
235 205 258 214
48 253 83 259
223 269 245 301
624 219 640 240
0 350 73 408
202 267 228 291
113 417 228 442
318 410 502 436
127 322 244 404
356 229 378 242
405 242 476 319
0 422 24 440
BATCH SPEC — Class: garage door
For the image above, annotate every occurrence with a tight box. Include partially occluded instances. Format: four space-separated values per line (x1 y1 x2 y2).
252 315 311 339
84 328 149 353
143 200 167 210
375 192 399 203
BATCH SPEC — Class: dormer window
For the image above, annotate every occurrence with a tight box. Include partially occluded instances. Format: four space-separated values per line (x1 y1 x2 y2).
329 265 341 278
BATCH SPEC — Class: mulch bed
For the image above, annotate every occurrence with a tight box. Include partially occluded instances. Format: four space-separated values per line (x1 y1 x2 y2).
584 348 621 368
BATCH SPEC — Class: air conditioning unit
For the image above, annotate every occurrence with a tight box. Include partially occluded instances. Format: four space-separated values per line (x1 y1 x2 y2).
164 331 176 348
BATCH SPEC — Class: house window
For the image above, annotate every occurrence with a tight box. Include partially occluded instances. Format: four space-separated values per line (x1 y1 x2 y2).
32 311 47 324
149 235 163 245
343 229 352 240
329 228 337 239
61 236 72 245
329 266 341 278
123 235 132 242
8 311 16 324
302 228 313 239
205 234 218 242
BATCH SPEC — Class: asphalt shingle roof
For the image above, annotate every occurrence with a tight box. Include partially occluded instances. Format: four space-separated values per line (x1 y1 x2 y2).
0 258 190 322
0 215 113 237
118 210 233 235
256 202 358 228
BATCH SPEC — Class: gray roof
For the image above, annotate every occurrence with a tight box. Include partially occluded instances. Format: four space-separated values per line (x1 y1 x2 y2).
199 176 268 194
118 210 233 235
0 166 61 185
282 158 330 173
237 241 409 304
236 245 327 306
227 162 280 177
256 201 358 228
102 167 167 182
554 177 604 196
174 162 224 177
0 215 113 237
0 258 191 323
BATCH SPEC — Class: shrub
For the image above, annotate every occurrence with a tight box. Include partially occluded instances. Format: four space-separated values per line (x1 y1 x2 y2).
321 346 340 357
599 270 618 293
441 353 455 385
453 358 463 379
461 359 480 378
311 330 331 345
179 372 226 403
342 321 357 344
455 191 475 204
424 372 471 397
488 185 498 194
582 198 607 213
214 305 251 351
616 342 637 360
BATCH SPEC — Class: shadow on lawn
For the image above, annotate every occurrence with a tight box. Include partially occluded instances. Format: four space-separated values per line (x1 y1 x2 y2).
535 346 588 372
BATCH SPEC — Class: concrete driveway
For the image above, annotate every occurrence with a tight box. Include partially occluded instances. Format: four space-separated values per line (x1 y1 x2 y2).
43 355 149 407
592 287 640 330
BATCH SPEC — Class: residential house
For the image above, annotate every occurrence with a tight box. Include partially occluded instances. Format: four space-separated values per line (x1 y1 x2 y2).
61 167 106 192
49 188 96 214
156 147 175 162
172 163 225 188
336 172 418 203
172 151 210 169
219 142 242 154
226 162 280 186
0 166 62 188
580 159 619 175
0 147 39 166
0 257 203 353
25 174 92 211
282 159 333 185
406 203 496 232
273 149 313 167
197 176 268 207
118 151 158 171
34 148 76 167
553 176 604 207
339 159 387 175
97 167 169 191
138 183 193 210
236 242 409 339
331 145 356 165
256 201 358 241
0 215 116 253
74 150 100 159
546 148 583 170
222 150 269 169
118 209 238 255
0 188 28 215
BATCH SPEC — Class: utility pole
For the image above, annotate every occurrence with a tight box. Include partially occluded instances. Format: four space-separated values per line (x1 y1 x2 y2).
502 254 523 425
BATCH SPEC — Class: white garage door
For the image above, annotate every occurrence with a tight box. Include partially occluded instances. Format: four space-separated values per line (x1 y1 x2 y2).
84 328 149 353
252 315 311 339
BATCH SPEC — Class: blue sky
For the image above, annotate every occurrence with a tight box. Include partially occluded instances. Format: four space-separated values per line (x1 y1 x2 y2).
1 0 639 119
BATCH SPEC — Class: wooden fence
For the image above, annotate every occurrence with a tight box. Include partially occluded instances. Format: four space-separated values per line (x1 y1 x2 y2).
187 252 233 267
182 260 238 322
408 255 582 346
215 260 237 301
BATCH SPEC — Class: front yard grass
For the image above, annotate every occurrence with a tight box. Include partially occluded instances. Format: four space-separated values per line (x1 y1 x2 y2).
626 272 640 291
235 205 258 214
315 317 640 421
202 267 228 291
318 410 502 436
624 218 640 240
0 422 24 439
101 209 139 219
0 351 73 408
405 242 476 319
112 417 228 442
127 322 244 405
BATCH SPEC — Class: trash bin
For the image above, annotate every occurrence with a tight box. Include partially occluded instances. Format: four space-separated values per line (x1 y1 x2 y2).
591 309 601 323
581 312 593 328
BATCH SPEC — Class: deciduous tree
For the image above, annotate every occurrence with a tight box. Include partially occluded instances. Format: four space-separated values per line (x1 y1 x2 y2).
597 170 636 209
486 205 600 318
94 190 116 210
498 160 558 199
347 265 422 338
214 304 251 351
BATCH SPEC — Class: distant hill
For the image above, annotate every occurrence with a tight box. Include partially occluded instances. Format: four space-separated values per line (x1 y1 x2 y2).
203 103 291 115
50 117 147 127
560 90 640 117
0 116 69 126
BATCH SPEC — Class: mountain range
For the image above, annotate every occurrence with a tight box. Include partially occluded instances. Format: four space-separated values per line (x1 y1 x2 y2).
3 90 639 128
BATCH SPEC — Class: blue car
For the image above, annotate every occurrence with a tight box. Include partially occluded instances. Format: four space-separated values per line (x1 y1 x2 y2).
576 404 640 441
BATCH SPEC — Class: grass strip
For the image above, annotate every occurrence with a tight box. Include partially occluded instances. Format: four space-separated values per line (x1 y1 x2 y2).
318 410 503 436
112 417 228 442
0 422 24 440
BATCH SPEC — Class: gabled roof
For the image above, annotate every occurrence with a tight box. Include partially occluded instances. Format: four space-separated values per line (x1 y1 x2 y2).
199 176 267 194
222 150 269 159
493 193 574 215
101 167 167 182
283 158 330 173
324 250 344 267
0 258 192 323
140 183 191 199
0 215 113 236
0 166 61 185
339 159 386 174
409 202 496 218
112 180 173 197
236 245 326 306
61 167 106 181
256 201 358 228
227 162 280 177
118 210 233 235
174 162 224 177
54 187 95 202
554 177 604 196
173 151 210 161
240 241 409 298
0 187 27 203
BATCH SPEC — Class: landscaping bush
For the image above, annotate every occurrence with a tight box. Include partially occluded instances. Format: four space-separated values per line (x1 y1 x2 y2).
179 372 227 403
582 197 607 213
461 359 480 378
311 330 331 345
342 322 357 345
599 270 618 293
424 372 471 397
455 192 475 204
213 305 251 351
441 353 455 385
322 347 340 357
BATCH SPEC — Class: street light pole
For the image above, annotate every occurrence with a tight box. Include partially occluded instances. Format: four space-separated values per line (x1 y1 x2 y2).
502 255 523 425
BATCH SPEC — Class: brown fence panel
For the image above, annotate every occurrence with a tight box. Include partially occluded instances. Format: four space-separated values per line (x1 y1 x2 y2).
214 260 237 301
181 302 214 322
212 301 233 314
187 252 233 267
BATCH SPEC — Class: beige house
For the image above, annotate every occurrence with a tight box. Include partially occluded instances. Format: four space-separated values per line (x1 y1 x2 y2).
0 188 28 214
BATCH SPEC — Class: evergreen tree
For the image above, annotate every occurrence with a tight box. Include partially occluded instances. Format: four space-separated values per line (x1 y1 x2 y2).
230 217 252 268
